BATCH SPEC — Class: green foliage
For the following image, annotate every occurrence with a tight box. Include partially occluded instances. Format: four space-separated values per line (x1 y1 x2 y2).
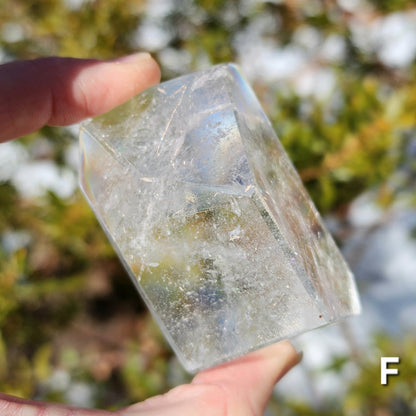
270 334 416 416
272 75 403 212
346 335 416 415
0 0 145 59
369 0 416 12
0 0 415 412
121 342 167 402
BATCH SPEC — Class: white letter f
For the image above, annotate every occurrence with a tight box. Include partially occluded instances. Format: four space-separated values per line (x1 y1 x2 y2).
381 357 399 385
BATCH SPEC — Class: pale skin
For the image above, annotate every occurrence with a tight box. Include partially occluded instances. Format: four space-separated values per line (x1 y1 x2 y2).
0 53 302 415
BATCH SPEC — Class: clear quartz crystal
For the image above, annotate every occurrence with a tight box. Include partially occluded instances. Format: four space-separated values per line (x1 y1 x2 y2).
79 63 361 373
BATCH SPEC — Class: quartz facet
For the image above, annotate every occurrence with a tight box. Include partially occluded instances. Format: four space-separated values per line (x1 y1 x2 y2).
79 64 361 373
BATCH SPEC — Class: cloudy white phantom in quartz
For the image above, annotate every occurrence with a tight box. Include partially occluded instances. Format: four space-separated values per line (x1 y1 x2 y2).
79 63 361 373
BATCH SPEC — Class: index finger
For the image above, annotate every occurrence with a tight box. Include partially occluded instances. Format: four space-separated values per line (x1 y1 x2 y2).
0 53 160 142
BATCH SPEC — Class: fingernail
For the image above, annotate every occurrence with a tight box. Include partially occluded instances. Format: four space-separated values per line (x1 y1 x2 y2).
113 52 152 64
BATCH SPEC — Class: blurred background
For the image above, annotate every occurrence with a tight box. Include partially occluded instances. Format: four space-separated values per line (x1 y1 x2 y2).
0 0 416 414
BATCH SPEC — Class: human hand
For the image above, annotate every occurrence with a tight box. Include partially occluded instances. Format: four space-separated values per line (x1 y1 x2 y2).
0 52 160 142
0 55 301 414
0 341 300 415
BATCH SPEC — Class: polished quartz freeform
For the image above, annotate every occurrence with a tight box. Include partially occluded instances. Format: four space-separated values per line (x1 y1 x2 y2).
79 63 361 372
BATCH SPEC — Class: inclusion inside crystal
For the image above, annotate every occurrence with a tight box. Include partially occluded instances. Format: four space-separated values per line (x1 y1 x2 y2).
79 63 361 372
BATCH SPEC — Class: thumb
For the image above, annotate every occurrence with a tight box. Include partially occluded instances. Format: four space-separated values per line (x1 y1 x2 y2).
192 340 301 415
0 53 160 142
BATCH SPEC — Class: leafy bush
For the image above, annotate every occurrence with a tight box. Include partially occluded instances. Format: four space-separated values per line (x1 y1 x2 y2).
0 0 415 412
